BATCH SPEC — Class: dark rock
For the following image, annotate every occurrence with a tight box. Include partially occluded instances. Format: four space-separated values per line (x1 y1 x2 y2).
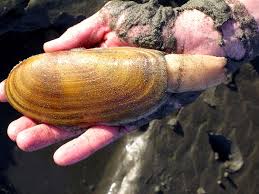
0 0 109 35
207 132 232 162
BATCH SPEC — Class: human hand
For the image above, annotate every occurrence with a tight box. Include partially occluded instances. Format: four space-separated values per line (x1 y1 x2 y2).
1 0 258 166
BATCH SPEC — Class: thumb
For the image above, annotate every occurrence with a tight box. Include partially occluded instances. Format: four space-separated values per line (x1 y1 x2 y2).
44 12 111 52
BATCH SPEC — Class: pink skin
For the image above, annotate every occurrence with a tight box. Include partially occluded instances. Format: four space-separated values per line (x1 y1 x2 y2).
239 0 259 26
0 0 258 166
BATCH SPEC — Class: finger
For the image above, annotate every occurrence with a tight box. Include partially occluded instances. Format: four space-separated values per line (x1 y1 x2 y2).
0 80 7 102
100 31 130 48
7 116 37 141
43 12 111 52
53 126 132 166
239 0 259 26
16 124 85 152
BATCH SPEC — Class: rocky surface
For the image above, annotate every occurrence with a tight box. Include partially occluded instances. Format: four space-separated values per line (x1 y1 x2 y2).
0 0 258 194
0 0 108 35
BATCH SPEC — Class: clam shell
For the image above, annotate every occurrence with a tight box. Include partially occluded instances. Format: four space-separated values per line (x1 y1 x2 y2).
5 47 168 127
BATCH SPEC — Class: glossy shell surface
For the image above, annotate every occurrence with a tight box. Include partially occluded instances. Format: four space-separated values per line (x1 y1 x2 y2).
5 47 168 127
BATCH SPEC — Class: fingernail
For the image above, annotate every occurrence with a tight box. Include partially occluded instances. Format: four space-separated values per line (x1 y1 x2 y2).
0 80 7 102
43 42 51 52
7 121 16 141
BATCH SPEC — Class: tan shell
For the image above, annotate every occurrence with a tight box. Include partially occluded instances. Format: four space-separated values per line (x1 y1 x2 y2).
5 47 168 127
